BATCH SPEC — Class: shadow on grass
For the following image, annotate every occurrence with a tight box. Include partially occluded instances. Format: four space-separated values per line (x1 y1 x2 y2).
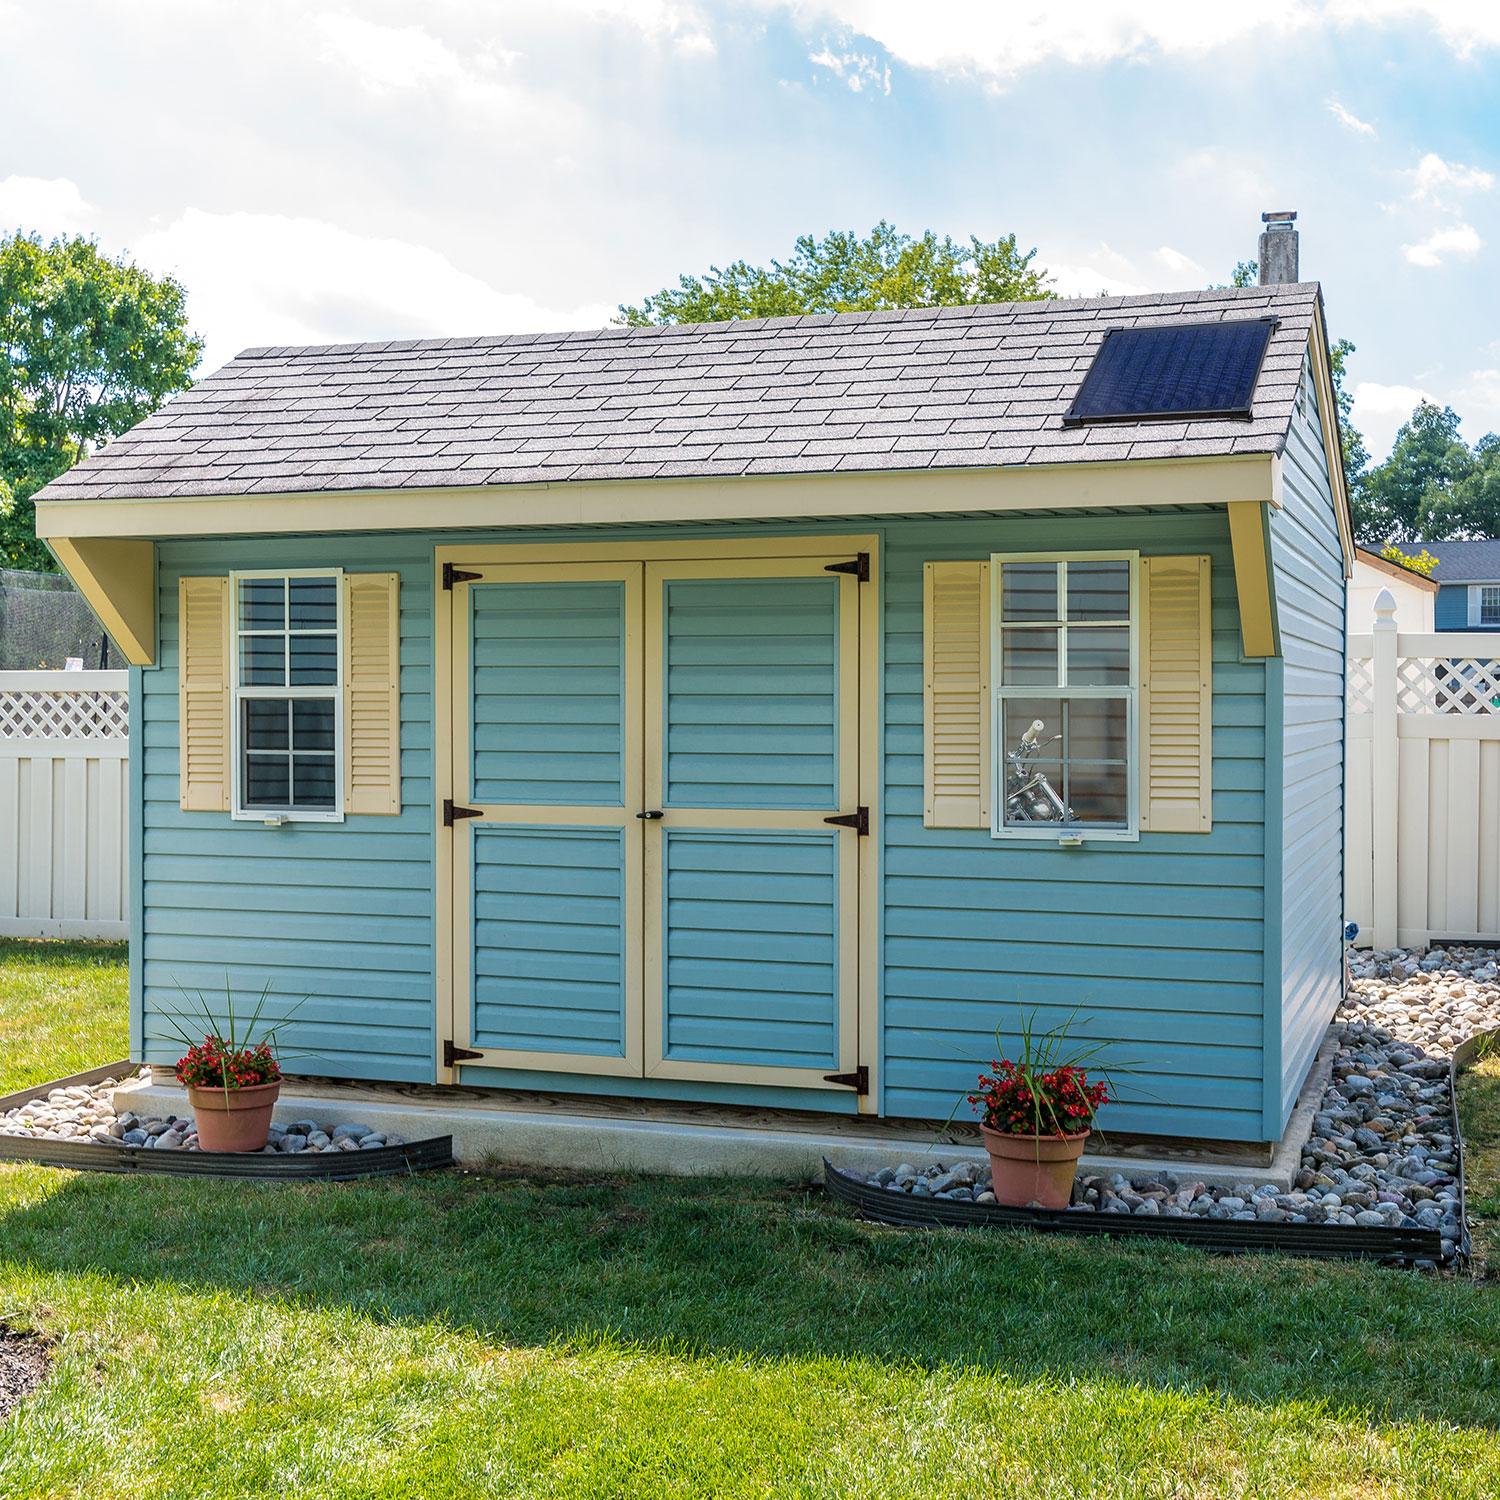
1 1164 1496 1432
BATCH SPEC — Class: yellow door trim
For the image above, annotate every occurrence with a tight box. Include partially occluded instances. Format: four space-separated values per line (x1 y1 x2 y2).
437 536 881 1109
641 554 865 1096
440 560 645 1082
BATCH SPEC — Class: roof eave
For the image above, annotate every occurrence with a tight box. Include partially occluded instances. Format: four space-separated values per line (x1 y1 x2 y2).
36 451 1283 543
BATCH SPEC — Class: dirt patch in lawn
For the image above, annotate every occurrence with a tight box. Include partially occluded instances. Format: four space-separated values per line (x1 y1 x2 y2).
0 1325 50 1420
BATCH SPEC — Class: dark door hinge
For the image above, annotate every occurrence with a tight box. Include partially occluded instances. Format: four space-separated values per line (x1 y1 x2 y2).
824 552 870 583
442 798 484 828
823 807 869 837
442 562 483 590
443 1039 484 1068
823 1065 869 1093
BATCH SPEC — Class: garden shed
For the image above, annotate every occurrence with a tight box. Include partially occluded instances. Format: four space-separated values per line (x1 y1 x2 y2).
35 262 1354 1153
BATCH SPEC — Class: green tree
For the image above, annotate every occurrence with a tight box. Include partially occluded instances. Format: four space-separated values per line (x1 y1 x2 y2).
1 233 203 569
1353 402 1486 542
618 220 1053 325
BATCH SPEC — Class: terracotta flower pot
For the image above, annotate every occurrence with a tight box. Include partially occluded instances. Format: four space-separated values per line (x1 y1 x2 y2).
187 1080 281 1153
980 1124 1090 1209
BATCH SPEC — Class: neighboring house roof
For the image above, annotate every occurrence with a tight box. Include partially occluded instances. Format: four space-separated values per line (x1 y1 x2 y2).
1409 539 1500 584
37 283 1322 504
1353 546 1439 593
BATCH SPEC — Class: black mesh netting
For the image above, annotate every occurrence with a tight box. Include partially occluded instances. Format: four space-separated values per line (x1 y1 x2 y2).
0 569 122 670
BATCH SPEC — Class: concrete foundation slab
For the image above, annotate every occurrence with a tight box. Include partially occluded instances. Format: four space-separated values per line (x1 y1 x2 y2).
114 1031 1332 1191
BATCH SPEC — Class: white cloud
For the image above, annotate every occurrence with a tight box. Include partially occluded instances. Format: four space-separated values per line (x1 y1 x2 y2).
1047 244 1149 298
762 1 1500 83
1406 151 1495 203
0 175 94 239
1456 368 1500 439
1352 380 1437 453
1354 369 1500 455
1402 223 1483 267
1327 98 1376 136
545 0 716 57
1153 245 1205 278
133 209 614 373
809 46 891 93
313 13 518 96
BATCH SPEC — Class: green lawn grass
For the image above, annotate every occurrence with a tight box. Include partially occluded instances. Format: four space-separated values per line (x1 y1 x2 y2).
2 942 1499 1497
0 938 129 1095
1458 1051 1500 1278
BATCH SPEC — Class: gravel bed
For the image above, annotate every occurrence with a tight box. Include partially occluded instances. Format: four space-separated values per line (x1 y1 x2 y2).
846 945 1500 1266
0 1075 404 1155
0 1325 49 1422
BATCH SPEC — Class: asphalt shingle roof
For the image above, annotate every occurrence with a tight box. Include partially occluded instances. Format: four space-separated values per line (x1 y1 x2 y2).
1411 540 1500 583
38 282 1321 504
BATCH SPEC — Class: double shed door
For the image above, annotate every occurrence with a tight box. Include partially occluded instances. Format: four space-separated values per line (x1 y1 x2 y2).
442 542 872 1096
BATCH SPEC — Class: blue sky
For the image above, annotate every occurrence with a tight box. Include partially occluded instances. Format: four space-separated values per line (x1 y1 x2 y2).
1 0 1497 460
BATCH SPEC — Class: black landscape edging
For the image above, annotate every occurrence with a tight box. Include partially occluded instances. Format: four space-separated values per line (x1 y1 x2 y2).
1450 1025 1500 1268
823 1159 1444 1265
0 1063 453 1181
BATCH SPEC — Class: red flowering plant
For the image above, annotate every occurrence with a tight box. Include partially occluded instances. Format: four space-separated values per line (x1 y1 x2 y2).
160 979 303 1095
960 1011 1115 1139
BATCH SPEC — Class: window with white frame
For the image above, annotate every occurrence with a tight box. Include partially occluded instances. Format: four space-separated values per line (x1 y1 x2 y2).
1480 587 1500 626
992 553 1138 839
231 570 343 819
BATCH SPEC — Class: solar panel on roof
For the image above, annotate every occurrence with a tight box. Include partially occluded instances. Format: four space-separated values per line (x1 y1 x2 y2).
1063 317 1276 425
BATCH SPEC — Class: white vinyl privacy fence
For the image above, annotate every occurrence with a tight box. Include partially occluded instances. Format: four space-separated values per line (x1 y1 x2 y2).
1347 591 1500 949
0 671 129 940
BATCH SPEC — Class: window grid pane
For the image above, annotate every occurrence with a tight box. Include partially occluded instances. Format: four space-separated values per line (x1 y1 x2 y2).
994 556 1136 836
235 573 340 815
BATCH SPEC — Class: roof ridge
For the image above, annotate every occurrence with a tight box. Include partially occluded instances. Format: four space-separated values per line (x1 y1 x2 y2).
228 281 1319 366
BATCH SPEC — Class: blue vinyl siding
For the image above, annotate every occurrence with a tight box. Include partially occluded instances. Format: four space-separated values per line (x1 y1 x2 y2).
1269 364 1347 1129
472 825 627 1056
663 576 839 809
137 500 1350 1142
471 580 625 806
1433 583 1500 632
663 829 839 1068
139 536 436 1082
880 511 1269 1141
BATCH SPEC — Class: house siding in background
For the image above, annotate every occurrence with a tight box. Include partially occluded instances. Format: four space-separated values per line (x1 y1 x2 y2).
137 511 1279 1142
1271 364 1346 1126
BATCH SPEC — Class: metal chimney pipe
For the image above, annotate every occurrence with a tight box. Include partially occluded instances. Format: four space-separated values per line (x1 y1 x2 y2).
1258 211 1299 284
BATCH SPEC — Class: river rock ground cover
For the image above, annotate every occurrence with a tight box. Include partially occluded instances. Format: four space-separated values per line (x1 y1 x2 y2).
851 945 1500 1265
0 1073 405 1155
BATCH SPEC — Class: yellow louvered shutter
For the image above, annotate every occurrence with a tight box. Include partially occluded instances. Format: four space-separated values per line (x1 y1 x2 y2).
1140 555 1213 833
178 576 230 812
923 560 991 828
343 572 401 815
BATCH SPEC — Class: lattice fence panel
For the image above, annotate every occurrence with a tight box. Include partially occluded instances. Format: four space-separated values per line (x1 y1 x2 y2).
0 687 128 739
1395 656 1500 716
1346 657 1373 714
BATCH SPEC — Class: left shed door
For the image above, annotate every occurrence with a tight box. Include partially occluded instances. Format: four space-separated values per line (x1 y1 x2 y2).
449 564 645 1076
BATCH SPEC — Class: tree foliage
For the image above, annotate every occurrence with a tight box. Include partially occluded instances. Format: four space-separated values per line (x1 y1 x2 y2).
1 233 203 569
618 221 1053 326
1353 402 1500 543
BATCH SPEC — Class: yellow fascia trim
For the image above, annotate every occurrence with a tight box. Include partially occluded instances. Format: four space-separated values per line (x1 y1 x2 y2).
1226 500 1280 658
1307 306 1356 578
48 536 156 665
36 454 1278 542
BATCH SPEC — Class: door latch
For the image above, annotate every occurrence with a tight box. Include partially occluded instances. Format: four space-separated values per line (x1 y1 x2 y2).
635 810 665 820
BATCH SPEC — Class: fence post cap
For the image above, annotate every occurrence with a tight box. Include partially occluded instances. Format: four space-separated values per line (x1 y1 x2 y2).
1373 588 1398 627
